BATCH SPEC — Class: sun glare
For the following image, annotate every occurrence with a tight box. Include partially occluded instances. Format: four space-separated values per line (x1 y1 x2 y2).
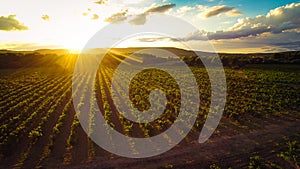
63 41 84 54
68 48 81 54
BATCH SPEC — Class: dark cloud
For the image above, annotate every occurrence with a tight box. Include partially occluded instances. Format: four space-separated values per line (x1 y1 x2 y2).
205 6 233 17
146 4 176 13
205 6 241 18
41 15 50 21
270 40 300 50
104 10 128 24
209 31 300 52
128 4 176 25
105 4 175 25
0 15 28 31
184 26 270 41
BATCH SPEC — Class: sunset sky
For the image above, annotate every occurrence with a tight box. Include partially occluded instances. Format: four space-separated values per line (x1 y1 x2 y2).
0 0 299 53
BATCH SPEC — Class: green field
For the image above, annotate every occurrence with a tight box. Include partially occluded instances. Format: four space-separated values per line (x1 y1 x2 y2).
0 49 299 169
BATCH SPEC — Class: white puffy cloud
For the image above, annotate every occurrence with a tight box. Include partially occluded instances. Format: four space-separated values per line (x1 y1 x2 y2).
137 3 300 52
175 6 195 16
183 3 300 41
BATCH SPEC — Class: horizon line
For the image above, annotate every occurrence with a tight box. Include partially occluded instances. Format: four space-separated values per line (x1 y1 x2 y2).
0 47 299 55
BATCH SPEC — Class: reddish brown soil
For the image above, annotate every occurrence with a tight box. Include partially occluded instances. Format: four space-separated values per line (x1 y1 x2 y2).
0 108 299 169
61 112 299 169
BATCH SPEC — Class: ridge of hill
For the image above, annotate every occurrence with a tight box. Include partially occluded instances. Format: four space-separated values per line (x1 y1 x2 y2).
0 47 299 69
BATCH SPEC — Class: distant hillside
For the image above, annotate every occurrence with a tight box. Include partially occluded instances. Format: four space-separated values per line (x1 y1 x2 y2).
101 47 300 68
0 49 76 69
0 47 299 69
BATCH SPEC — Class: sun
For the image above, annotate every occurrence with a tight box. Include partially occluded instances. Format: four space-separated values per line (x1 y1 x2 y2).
68 48 81 54
57 33 90 54
62 41 84 54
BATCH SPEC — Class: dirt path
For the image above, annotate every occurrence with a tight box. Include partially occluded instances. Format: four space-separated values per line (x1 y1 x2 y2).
65 112 300 169
42 106 76 167
1 110 298 169
20 95 71 169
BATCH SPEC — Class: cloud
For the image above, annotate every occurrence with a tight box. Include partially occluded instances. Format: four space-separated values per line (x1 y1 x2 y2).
91 14 99 20
0 15 28 31
128 13 147 25
104 10 128 24
184 27 269 41
129 3 176 25
183 3 300 41
227 9 242 16
146 4 175 13
41 15 50 21
176 6 195 16
81 8 99 20
205 6 241 18
104 3 175 25
135 3 300 52
172 4 241 19
271 40 300 50
94 0 107 5
217 31 300 52
0 43 61 50
137 37 177 42
231 3 300 34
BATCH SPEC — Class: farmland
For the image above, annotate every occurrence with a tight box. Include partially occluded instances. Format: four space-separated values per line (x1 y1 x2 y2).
0 48 299 169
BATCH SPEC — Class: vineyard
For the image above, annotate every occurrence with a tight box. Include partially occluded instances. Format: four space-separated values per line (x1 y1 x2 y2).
0 50 299 169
